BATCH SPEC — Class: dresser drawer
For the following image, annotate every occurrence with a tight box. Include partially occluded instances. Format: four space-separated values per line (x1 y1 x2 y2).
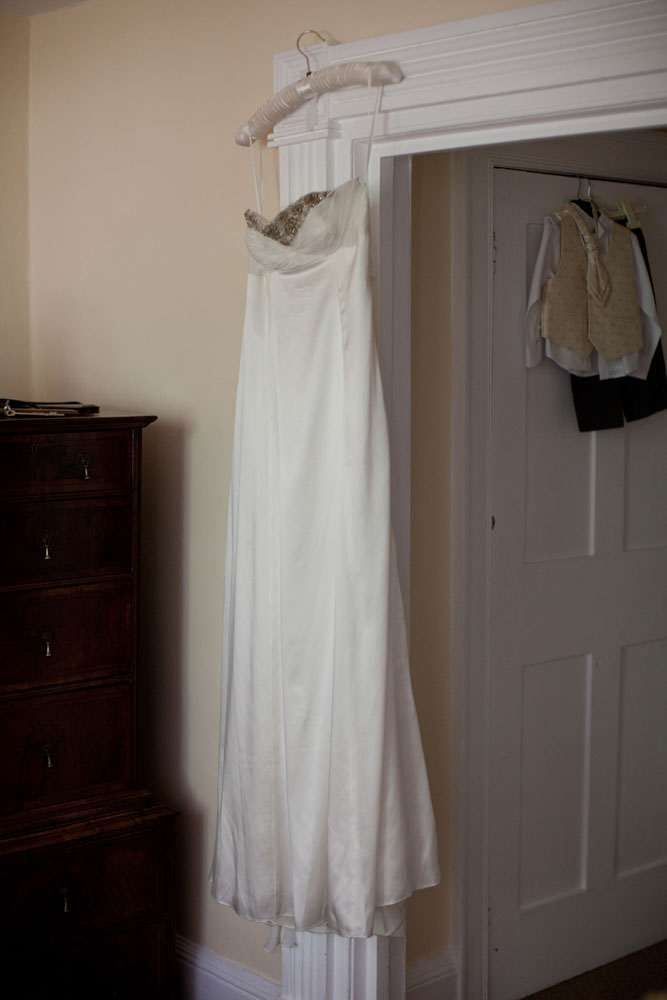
1 920 169 1000
0 430 132 496
0 684 131 812
0 826 168 948
0 582 132 693
0 497 132 588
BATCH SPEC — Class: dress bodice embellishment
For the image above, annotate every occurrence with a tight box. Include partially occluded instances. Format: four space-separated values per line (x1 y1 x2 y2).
245 191 330 246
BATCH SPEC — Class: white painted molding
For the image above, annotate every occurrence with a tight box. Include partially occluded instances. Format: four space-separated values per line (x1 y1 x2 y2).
176 935 456 1000
175 935 281 1000
268 2 667 998
272 0 667 183
376 155 413 616
281 932 406 1000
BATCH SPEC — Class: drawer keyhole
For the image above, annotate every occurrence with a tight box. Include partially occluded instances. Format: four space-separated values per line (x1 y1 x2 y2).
40 740 55 769
39 531 54 561
76 450 94 481
61 887 70 914
40 628 53 658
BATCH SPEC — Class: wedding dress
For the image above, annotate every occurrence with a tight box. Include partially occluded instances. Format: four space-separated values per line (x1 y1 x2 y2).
210 176 439 942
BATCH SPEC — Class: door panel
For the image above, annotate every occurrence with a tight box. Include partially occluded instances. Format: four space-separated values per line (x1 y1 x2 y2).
624 419 667 549
524 361 595 562
518 653 592 910
489 167 667 999
617 638 667 877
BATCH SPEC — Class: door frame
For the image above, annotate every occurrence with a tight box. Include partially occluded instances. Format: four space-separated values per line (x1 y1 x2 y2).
268 2 667 996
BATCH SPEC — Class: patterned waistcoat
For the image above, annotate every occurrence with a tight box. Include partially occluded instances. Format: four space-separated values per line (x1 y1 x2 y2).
541 207 642 362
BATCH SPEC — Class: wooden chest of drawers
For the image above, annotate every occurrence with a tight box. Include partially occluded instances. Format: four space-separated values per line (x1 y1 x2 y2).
0 413 176 999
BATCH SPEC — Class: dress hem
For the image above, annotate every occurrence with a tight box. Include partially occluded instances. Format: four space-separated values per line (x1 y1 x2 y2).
209 877 441 942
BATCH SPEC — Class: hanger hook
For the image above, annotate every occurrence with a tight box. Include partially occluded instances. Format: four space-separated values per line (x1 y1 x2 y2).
296 29 326 76
577 176 592 201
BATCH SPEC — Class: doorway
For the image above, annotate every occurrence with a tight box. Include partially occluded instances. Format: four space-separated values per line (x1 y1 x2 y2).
412 130 667 999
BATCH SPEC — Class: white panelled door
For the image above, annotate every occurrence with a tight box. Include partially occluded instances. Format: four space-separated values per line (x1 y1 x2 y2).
488 167 667 999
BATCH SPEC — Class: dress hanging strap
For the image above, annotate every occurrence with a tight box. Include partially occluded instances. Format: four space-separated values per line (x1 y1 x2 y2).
249 138 264 216
248 74 382 204
366 71 383 182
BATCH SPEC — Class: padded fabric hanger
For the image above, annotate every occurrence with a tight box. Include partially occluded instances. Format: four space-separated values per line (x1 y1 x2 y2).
236 30 403 146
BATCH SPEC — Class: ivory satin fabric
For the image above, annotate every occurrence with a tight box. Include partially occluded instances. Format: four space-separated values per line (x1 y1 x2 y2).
210 179 439 940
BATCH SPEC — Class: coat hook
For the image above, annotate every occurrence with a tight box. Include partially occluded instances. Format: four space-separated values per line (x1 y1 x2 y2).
296 29 326 76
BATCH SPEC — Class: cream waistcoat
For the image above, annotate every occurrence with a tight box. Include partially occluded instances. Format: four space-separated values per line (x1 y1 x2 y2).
541 206 642 362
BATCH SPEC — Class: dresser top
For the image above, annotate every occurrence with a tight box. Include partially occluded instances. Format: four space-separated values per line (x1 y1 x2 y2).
0 411 157 433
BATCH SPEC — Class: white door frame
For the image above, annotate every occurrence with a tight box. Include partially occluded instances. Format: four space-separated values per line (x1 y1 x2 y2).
268 2 667 997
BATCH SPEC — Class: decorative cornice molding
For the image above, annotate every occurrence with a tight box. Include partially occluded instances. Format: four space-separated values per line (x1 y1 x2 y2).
270 0 667 153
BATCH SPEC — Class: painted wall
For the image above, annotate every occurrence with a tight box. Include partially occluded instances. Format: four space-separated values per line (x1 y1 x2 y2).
0 13 30 397
24 0 550 982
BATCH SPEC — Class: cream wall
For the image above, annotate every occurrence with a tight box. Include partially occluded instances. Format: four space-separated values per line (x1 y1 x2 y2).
1 13 30 397
23 0 550 982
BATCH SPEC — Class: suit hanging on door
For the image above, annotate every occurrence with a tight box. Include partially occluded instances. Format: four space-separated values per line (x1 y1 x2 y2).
526 199 666 430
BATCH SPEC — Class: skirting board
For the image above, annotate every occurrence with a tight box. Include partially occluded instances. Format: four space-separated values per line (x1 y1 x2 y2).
406 952 459 1000
176 935 458 1000
176 935 281 1000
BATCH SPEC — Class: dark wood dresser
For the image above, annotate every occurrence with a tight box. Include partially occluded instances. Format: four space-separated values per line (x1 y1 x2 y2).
0 412 177 999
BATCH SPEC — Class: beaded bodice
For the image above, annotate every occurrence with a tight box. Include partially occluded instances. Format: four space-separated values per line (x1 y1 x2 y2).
245 191 330 246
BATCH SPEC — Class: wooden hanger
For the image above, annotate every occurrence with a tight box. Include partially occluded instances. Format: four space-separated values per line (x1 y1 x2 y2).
235 30 403 147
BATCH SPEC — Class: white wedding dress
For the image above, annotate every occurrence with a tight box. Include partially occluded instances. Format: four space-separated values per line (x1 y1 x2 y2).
210 178 439 941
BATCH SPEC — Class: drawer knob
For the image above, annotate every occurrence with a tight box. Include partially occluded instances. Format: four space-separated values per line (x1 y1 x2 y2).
39 530 54 561
61 887 70 914
76 450 94 481
40 628 53 657
40 740 55 769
